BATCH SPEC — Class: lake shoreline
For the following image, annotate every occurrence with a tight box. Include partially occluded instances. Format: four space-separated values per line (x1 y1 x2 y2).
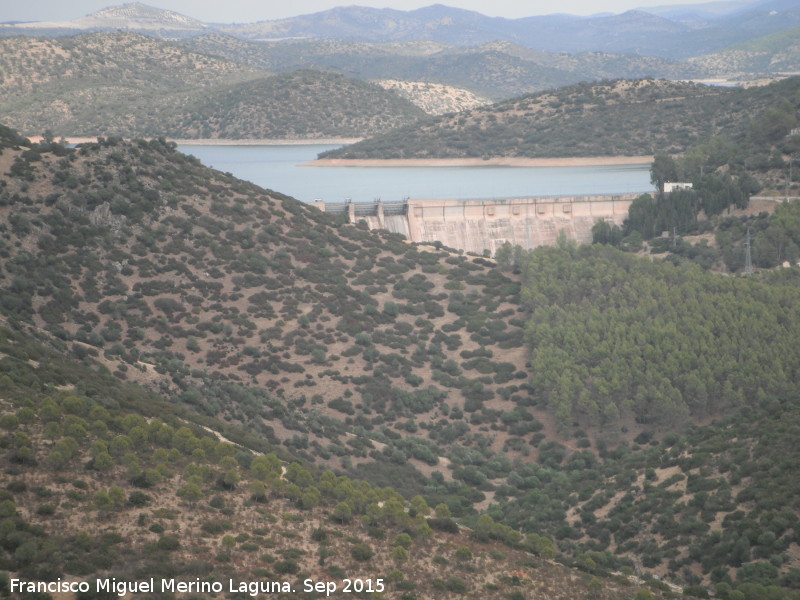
27 136 653 168
305 155 654 168
172 138 363 146
28 136 363 146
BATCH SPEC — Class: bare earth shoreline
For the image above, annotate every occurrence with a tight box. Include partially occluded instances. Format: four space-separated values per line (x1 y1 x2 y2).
306 155 654 167
29 137 652 167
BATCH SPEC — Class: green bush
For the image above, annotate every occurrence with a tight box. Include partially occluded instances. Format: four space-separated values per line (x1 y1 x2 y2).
350 542 374 562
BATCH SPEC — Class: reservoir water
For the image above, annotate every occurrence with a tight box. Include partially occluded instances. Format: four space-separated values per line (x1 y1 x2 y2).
178 144 652 204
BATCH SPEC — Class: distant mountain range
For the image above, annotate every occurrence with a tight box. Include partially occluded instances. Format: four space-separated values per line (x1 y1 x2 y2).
178 34 702 100
1 2 210 37
2 0 799 60
1 1 798 138
641 0 759 20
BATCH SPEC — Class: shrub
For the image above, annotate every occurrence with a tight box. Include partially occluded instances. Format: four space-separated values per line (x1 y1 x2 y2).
274 559 299 575
444 576 468 593
350 542 374 562
157 535 180 552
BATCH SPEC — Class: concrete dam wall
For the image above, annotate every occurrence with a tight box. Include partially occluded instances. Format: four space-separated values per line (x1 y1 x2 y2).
314 193 643 255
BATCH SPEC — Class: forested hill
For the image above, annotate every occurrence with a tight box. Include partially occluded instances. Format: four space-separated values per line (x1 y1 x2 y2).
320 76 800 159
157 70 426 140
0 32 262 136
521 244 800 431
1 131 800 597
0 33 424 139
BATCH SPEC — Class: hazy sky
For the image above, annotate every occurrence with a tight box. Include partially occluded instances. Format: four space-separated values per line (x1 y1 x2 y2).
2 0 730 23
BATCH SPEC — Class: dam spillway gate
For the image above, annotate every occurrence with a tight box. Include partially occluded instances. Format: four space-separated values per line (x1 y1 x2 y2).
313 193 645 256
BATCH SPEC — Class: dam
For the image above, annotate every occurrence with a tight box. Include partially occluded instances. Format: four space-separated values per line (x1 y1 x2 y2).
313 192 645 255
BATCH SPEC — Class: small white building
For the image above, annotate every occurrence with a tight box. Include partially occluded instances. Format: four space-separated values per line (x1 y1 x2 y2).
664 182 693 193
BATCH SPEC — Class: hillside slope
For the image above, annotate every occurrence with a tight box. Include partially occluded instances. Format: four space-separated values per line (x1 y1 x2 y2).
0 129 530 480
160 70 426 139
0 32 263 136
0 33 423 139
320 77 800 159
0 128 619 600
0 32 257 95
0 324 648 600
374 79 490 115
1 127 799 596
689 26 800 75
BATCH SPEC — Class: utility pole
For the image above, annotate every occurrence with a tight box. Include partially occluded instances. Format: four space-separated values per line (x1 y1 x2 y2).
744 227 753 275
787 164 790 201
